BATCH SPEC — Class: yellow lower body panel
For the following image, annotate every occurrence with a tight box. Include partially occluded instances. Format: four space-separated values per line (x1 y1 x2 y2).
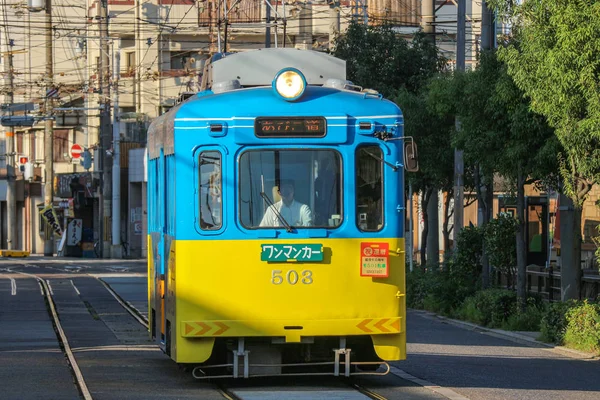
158 238 406 364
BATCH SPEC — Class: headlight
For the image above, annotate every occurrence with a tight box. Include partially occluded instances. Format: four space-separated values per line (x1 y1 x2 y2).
272 68 306 101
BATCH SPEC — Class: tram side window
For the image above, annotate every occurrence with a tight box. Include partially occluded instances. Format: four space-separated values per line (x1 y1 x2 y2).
198 151 222 230
356 146 384 231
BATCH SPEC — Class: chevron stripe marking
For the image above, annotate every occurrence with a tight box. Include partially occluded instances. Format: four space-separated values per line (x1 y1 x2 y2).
213 322 229 335
390 319 400 331
195 322 211 335
357 319 373 333
374 318 390 333
185 323 194 335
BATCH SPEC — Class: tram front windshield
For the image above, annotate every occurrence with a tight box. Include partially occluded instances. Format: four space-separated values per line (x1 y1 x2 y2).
239 150 342 229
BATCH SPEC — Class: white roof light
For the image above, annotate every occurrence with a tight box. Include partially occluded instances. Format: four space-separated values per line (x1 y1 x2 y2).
272 68 306 101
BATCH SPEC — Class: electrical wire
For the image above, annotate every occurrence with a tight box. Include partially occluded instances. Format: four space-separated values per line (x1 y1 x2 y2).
0 1 483 109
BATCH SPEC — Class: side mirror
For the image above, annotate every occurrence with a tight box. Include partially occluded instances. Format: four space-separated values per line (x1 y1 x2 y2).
404 140 418 172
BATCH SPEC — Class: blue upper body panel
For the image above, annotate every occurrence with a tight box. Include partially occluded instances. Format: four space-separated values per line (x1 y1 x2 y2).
148 85 406 241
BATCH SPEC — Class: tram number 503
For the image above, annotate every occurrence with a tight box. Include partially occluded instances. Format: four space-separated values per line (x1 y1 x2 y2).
271 270 313 285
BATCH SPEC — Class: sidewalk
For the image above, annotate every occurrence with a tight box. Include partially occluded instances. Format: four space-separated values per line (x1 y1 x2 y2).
412 309 598 360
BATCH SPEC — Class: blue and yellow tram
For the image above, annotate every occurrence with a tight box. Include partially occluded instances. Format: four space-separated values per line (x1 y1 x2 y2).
147 48 416 378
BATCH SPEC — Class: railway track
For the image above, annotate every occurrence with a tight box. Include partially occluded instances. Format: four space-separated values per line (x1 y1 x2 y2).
19 272 93 400
4 268 392 400
99 276 392 400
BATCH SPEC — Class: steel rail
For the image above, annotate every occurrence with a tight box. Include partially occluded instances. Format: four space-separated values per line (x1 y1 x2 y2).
95 277 149 328
18 271 93 400
348 380 389 400
97 278 239 400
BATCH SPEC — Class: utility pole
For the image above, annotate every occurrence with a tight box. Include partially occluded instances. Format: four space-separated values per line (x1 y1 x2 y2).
112 40 121 258
135 1 142 113
480 1 495 52
421 0 439 264
43 0 54 256
99 0 112 257
265 2 271 48
421 0 435 40
453 0 465 249
479 1 495 288
328 1 340 50
4 41 16 250
352 0 368 24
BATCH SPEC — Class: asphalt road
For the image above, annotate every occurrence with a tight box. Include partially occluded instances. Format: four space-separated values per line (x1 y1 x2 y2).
400 310 600 400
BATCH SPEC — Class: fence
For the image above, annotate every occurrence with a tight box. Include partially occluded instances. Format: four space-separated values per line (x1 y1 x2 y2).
526 265 600 302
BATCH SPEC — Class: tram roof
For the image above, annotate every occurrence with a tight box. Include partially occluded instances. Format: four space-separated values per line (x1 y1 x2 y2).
208 48 346 87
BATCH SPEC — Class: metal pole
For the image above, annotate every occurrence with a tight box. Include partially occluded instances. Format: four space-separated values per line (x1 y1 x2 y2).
453 0 466 247
135 0 141 112
4 45 16 250
480 1 494 52
99 0 111 257
43 0 54 256
265 2 271 48
421 0 434 40
111 40 121 258
409 182 414 272
328 2 340 51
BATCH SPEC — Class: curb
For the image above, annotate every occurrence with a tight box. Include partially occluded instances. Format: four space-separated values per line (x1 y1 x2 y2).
411 309 598 360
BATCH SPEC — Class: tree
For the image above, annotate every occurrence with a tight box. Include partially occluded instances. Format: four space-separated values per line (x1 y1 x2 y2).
484 214 519 288
333 22 445 97
395 86 454 265
451 50 559 301
334 22 448 266
489 0 600 299
451 54 504 289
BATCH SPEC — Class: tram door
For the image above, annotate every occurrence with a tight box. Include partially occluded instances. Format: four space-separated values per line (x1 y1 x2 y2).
526 196 548 266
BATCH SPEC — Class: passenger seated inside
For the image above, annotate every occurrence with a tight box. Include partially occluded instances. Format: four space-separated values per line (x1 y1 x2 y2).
260 180 313 227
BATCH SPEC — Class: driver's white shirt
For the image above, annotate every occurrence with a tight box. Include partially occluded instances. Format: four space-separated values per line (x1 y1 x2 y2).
259 200 313 227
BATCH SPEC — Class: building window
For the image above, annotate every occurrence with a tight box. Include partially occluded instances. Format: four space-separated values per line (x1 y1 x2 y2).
170 51 191 70
16 131 24 154
126 52 136 75
53 129 70 162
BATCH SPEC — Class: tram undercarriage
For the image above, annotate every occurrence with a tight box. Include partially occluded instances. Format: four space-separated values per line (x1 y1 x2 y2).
190 335 388 379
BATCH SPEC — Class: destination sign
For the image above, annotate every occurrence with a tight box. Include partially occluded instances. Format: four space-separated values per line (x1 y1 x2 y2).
255 117 326 137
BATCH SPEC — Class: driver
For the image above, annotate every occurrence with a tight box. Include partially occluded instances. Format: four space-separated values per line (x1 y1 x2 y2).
260 180 313 227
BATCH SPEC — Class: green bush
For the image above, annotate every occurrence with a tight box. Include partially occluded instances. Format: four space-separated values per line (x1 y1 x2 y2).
406 265 434 309
407 227 483 316
456 289 517 327
502 297 547 331
456 295 484 323
452 225 483 281
539 300 578 344
406 265 457 315
563 301 600 354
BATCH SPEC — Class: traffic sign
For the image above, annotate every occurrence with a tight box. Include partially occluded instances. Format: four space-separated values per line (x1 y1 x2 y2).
71 144 83 159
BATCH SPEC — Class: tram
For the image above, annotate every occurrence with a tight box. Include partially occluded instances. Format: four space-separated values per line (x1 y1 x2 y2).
147 48 417 378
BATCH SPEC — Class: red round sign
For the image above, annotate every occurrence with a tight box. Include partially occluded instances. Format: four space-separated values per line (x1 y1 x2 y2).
71 144 83 159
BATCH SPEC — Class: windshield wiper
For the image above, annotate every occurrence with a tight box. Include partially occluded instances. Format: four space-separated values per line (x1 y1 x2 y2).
364 150 398 171
260 191 293 232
